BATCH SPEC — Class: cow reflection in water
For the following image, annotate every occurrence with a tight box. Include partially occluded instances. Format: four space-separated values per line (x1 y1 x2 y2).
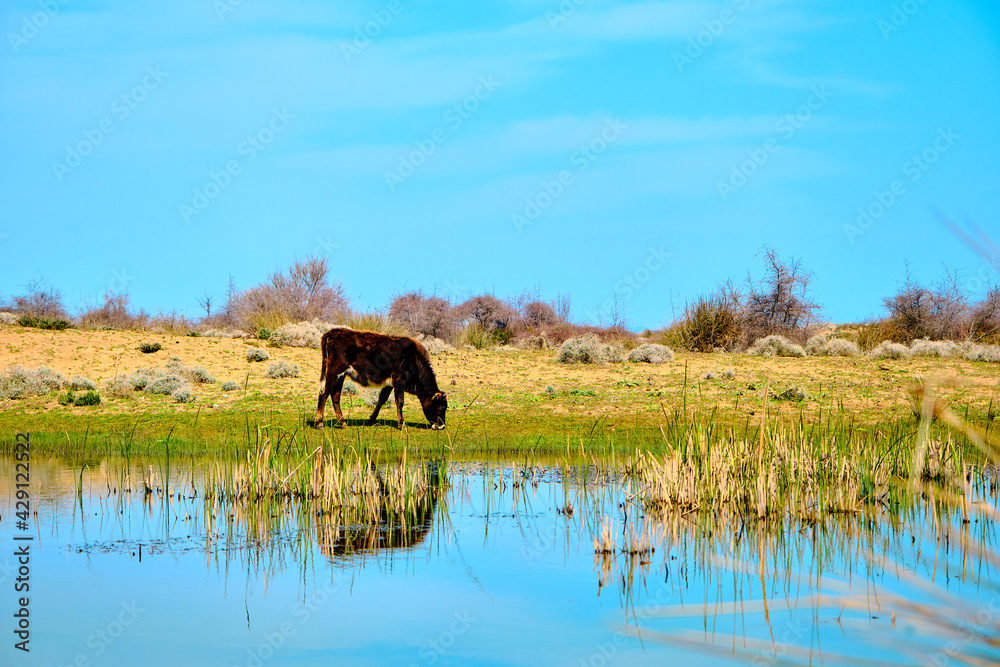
315 462 442 557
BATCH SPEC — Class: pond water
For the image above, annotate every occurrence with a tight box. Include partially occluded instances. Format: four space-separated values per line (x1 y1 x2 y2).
0 455 997 666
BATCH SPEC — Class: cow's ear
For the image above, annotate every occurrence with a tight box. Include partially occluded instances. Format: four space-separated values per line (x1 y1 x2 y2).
433 392 444 401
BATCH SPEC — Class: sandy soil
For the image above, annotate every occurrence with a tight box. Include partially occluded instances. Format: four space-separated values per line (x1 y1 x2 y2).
2 325 999 422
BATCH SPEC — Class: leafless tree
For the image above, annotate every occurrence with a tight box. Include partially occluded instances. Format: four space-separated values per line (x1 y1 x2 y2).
197 292 214 319
740 248 819 343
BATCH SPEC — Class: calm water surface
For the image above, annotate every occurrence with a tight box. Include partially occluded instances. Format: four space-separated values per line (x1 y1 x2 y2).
0 456 995 666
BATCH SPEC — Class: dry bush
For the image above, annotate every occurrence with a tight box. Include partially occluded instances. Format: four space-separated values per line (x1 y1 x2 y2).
628 344 674 364
805 334 860 357
413 334 454 355
454 294 516 343
737 249 820 344
389 291 455 340
909 339 962 358
148 311 194 335
747 335 806 358
78 293 148 330
12 278 69 320
857 319 909 350
557 334 625 364
677 295 740 352
521 301 560 328
270 320 336 348
0 312 18 326
266 361 300 379
228 257 349 333
883 269 968 341
337 311 408 336
966 285 1000 343
868 341 912 360
0 365 65 399
963 344 1000 363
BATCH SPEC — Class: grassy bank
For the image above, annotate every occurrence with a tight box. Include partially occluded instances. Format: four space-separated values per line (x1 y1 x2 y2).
3 325 1000 457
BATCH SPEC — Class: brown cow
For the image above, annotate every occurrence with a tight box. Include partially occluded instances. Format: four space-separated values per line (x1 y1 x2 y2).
315 327 447 430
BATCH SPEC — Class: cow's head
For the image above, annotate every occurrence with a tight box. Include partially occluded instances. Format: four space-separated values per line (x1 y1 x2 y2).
422 391 447 430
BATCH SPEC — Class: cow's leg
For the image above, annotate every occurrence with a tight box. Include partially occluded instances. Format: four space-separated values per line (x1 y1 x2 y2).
316 359 347 428
394 383 406 429
367 386 393 426
330 373 348 427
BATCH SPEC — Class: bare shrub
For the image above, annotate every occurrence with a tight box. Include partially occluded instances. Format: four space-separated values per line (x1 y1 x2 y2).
148 311 193 335
389 291 455 340
521 301 560 328
229 257 349 332
78 293 148 330
883 268 968 342
966 285 1000 343
12 278 68 320
868 341 912 360
221 381 241 391
628 344 674 364
738 249 819 344
747 335 806 358
0 312 18 326
455 294 515 343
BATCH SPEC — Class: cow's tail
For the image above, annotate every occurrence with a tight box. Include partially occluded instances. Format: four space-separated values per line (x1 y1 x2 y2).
318 334 328 396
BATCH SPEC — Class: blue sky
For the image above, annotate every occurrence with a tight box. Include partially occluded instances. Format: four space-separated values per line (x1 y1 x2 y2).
1 0 998 329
